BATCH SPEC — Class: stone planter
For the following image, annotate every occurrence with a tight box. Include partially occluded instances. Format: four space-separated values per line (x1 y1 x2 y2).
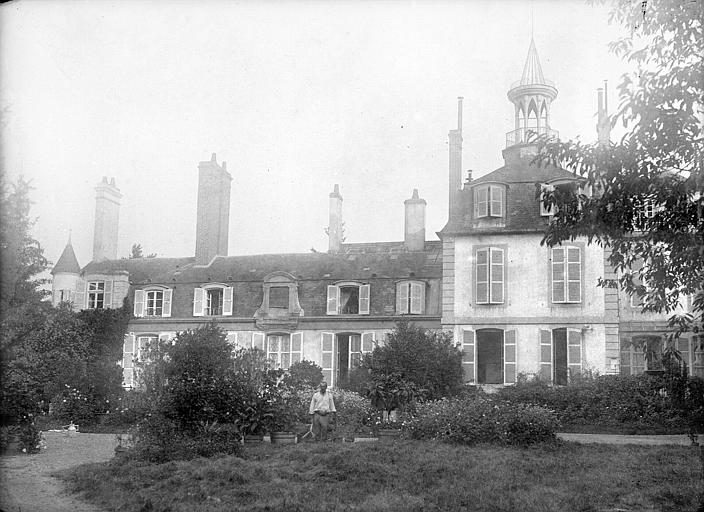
377 429 401 442
270 432 296 445
244 434 264 444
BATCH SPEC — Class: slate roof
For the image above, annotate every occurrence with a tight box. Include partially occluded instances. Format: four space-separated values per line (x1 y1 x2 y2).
440 157 582 236
51 242 81 275
80 241 442 286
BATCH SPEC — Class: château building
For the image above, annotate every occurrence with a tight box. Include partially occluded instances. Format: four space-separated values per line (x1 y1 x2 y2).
51 39 702 388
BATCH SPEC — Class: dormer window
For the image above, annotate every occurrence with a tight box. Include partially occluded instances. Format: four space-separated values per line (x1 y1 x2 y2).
474 185 504 218
193 284 233 317
134 287 173 318
327 282 370 315
396 281 426 314
269 286 289 309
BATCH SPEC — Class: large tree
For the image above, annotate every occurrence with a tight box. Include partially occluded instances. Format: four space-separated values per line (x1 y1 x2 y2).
540 0 703 341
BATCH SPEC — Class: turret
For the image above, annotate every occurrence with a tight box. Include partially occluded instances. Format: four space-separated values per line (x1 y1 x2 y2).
51 234 82 306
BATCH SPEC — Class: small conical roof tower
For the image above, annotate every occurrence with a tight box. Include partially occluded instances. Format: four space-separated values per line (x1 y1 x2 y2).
505 38 558 149
51 235 81 275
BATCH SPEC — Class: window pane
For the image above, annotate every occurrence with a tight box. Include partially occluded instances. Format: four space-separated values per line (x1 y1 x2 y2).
553 282 564 302
269 287 289 308
269 336 280 352
477 250 488 265
491 282 503 303
491 249 503 264
350 335 361 353
552 265 564 281
281 353 290 369
477 283 488 303
282 337 290 352
552 249 564 263
568 263 581 282
568 282 581 302
567 248 580 262
339 286 359 314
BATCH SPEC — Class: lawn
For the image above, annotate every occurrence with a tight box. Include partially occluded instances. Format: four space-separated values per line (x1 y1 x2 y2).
61 440 702 512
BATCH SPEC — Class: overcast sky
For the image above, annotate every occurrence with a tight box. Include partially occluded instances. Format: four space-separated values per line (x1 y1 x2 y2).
1 0 629 267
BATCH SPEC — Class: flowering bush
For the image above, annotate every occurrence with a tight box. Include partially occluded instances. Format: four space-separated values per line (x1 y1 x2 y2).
403 397 558 446
101 390 151 427
333 389 375 436
49 384 97 425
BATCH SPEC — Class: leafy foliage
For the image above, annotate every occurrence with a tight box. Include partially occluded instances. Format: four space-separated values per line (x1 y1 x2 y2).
282 359 324 390
404 396 559 446
360 321 463 401
539 0 703 336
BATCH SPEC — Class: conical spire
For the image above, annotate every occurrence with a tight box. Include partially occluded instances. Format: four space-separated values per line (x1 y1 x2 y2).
51 237 81 275
520 38 547 86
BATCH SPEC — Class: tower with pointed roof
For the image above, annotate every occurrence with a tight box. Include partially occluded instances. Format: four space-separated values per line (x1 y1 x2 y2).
505 38 558 153
51 235 82 307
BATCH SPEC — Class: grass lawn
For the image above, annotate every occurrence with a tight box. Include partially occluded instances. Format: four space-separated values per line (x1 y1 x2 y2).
61 440 702 512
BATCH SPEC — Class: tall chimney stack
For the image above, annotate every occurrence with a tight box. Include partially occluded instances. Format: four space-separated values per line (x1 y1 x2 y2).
195 153 232 265
92 177 122 261
448 97 463 217
597 80 610 145
404 188 426 251
328 184 343 253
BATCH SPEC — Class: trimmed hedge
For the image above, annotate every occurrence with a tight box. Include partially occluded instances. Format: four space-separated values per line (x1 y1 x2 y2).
404 397 559 446
497 374 703 434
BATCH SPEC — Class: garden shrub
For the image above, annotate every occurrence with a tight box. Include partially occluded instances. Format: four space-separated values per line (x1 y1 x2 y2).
130 413 242 463
283 360 324 391
49 384 98 426
332 389 375 436
404 397 558 446
496 373 696 433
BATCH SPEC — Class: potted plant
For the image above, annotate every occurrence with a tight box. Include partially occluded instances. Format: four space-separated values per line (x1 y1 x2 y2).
266 383 298 444
366 373 417 440
236 394 273 443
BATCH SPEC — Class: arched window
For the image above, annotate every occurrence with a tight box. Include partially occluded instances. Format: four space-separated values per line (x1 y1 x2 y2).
193 283 233 317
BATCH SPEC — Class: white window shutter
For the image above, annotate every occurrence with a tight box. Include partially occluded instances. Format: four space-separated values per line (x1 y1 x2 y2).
122 333 136 388
193 288 205 316
133 289 145 317
321 332 335 386
490 248 504 304
252 332 265 351
361 332 375 354
567 329 582 381
397 282 409 314
359 284 370 315
410 282 424 314
504 330 517 385
291 332 303 365
162 289 172 317
104 280 113 309
540 329 553 382
326 285 338 315
462 330 475 383
223 286 234 316
75 280 87 310
551 248 566 303
476 248 489 304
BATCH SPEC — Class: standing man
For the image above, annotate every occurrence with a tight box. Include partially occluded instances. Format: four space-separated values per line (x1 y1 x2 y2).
309 381 336 441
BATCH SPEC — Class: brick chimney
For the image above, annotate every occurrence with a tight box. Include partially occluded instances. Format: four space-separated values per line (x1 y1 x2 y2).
195 153 232 265
448 97 463 217
92 177 122 261
404 188 426 251
328 184 343 253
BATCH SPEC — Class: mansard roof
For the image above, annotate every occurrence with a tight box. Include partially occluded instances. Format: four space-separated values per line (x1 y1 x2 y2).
80 241 442 286
440 158 582 236
51 241 81 275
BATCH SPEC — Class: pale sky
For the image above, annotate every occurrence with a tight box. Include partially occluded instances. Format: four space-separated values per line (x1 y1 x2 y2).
0 0 628 268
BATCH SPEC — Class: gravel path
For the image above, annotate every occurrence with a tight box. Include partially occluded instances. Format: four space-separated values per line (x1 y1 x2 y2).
0 432 117 512
557 432 693 445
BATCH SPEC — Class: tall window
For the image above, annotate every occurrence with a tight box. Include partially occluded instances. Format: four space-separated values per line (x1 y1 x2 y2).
145 290 163 316
620 336 662 375
266 333 302 370
134 288 173 317
88 281 110 309
476 247 504 304
552 247 581 303
193 285 233 317
396 281 426 315
205 288 223 316
474 185 504 218
326 283 370 315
